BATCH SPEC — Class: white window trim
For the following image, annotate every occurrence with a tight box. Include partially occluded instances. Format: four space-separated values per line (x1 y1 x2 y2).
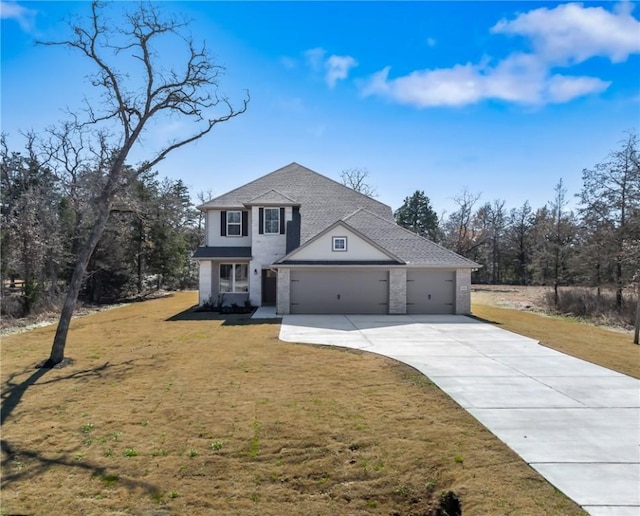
227 210 242 237
332 236 348 252
219 263 249 293
264 207 280 235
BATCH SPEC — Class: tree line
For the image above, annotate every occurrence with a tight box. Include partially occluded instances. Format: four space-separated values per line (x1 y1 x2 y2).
1 133 204 317
394 133 639 329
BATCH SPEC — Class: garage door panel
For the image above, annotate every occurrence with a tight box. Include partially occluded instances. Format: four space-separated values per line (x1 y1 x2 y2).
407 270 455 314
290 270 388 314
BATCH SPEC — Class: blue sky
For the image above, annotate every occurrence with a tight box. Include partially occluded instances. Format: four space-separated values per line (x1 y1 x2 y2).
2 1 639 216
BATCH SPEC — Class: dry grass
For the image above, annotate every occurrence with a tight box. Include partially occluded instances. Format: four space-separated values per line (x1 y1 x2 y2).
0 292 585 515
472 303 640 379
472 286 549 312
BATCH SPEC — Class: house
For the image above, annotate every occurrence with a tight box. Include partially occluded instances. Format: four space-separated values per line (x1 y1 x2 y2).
193 163 479 315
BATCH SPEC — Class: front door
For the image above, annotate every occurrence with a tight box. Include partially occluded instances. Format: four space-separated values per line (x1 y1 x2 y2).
261 269 277 306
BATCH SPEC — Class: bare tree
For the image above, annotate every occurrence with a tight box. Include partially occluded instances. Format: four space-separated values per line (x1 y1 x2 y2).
506 201 534 285
40 1 248 366
578 132 639 312
442 189 483 256
340 168 377 197
546 179 577 308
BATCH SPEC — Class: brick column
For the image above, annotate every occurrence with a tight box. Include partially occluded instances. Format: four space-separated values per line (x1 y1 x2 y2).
455 269 471 314
389 268 407 314
277 268 291 315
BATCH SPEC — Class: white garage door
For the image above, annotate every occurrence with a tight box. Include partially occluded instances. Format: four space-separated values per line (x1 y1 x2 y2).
290 270 388 314
406 270 455 314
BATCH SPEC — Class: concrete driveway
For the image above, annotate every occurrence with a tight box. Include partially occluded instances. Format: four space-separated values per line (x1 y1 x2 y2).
280 314 640 516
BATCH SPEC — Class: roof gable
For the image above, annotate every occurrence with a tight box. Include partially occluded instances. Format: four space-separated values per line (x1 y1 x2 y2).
198 163 393 244
277 220 403 264
244 189 299 206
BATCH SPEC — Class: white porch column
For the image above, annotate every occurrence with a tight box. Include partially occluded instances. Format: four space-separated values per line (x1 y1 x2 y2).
198 261 213 305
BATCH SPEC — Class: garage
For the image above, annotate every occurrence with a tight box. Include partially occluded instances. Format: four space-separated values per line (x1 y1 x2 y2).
290 269 388 314
406 269 455 314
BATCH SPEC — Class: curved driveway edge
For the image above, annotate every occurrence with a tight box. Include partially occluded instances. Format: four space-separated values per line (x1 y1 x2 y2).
280 314 640 516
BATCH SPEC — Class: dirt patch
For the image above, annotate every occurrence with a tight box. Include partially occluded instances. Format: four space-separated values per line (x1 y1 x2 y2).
472 285 549 311
1 292 585 515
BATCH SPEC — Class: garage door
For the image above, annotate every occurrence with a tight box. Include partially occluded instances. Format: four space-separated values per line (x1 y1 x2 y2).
290 270 388 314
406 270 455 314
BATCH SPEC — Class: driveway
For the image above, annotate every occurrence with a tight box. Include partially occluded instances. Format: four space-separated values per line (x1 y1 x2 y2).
280 314 640 516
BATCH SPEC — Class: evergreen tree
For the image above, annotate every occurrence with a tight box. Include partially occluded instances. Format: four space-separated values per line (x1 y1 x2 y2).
395 190 439 241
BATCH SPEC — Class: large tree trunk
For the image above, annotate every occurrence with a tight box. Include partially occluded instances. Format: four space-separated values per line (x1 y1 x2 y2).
47 200 112 365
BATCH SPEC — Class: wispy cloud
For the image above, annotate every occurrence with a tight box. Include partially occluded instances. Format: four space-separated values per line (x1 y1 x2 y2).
325 55 358 88
361 2 637 108
279 56 297 70
304 47 358 88
1 1 37 33
304 47 326 72
307 124 327 138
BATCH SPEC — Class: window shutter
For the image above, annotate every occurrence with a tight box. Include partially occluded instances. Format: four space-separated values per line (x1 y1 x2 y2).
279 207 285 234
258 208 264 235
220 211 227 236
241 211 248 236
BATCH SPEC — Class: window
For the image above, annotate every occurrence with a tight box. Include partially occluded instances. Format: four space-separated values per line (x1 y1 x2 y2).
264 207 280 234
219 264 249 293
220 210 248 237
226 211 241 236
332 236 347 252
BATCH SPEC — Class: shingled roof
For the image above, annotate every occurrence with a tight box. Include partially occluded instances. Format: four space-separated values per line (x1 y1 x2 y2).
342 209 479 267
199 163 393 244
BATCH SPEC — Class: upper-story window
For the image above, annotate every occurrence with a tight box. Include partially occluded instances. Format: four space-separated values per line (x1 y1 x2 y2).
227 210 242 236
264 208 280 234
220 210 248 237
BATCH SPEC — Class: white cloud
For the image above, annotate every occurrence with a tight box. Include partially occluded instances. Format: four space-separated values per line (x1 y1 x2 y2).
325 55 358 88
362 52 610 108
361 2 635 108
1 1 37 32
544 74 610 103
304 48 358 88
363 64 483 107
491 2 640 65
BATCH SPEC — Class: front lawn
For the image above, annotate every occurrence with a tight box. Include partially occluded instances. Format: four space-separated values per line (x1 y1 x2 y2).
1 292 584 515
472 302 640 379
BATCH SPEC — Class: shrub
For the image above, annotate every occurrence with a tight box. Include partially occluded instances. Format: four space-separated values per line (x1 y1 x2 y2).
543 287 637 328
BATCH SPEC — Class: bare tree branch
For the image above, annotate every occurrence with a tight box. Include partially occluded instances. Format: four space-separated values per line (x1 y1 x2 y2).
34 1 249 365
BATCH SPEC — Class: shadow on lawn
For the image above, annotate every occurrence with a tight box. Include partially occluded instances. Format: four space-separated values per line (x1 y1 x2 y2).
166 305 281 326
1 360 142 427
1 440 161 497
0 367 51 426
468 313 503 326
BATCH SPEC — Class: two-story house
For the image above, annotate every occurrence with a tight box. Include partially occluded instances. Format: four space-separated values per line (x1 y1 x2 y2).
193 163 479 315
